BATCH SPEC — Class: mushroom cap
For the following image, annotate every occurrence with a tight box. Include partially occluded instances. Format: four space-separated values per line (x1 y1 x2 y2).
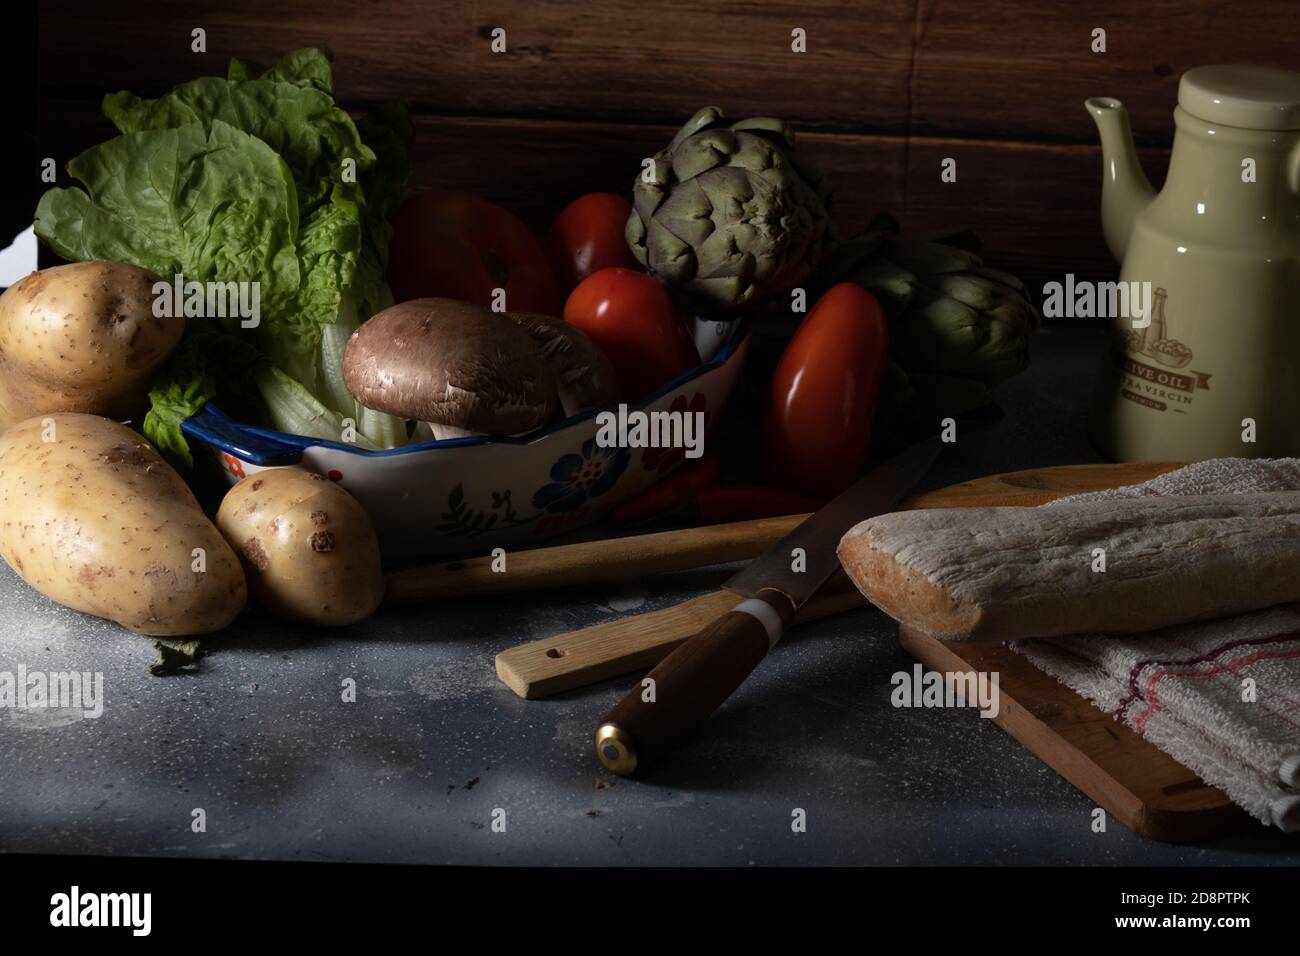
505 312 620 416
343 298 558 434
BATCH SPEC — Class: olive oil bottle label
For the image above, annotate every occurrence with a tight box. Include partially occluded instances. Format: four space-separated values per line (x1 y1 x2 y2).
1111 289 1211 413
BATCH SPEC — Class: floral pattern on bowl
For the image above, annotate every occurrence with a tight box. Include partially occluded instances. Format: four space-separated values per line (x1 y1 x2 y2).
182 317 750 556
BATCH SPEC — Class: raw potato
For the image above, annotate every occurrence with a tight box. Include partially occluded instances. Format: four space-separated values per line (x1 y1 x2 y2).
217 468 384 626
0 413 247 635
0 261 182 431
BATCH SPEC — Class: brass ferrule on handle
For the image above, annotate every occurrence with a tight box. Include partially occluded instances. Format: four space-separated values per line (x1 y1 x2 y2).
594 588 796 776
595 723 638 775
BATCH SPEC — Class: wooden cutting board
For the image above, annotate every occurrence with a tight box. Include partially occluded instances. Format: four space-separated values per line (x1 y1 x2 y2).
494 460 1257 842
496 461 1188 697
896 461 1256 843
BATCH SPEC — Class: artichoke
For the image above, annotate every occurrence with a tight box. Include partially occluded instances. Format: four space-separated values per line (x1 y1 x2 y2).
626 106 833 313
812 218 1040 430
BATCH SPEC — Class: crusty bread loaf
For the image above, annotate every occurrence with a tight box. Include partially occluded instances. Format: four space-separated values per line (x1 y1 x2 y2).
836 492 1300 641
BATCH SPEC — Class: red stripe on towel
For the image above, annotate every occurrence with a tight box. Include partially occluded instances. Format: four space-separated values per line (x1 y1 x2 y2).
1130 647 1300 734
1114 631 1300 722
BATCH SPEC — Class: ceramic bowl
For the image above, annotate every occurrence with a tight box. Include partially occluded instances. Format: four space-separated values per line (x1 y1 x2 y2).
182 317 750 556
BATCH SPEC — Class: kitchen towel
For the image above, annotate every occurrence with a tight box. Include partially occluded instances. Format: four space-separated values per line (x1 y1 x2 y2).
1013 457 1300 832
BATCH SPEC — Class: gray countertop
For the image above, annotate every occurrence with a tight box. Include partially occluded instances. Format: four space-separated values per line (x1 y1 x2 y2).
2 327 1297 866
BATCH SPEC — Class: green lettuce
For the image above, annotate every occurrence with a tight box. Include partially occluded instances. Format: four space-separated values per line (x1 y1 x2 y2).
33 48 411 464
102 50 372 218
143 330 268 466
35 121 300 301
97 48 376 374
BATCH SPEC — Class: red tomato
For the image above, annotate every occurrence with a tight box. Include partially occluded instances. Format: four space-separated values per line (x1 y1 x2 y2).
564 268 699 403
762 283 889 498
545 193 641 294
387 190 563 315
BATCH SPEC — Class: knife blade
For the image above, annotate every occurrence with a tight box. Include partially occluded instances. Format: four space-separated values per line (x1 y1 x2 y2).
724 436 943 605
594 436 943 775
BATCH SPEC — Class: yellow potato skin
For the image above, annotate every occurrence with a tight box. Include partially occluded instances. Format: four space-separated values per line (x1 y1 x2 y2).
217 468 384 626
0 261 183 431
0 414 247 635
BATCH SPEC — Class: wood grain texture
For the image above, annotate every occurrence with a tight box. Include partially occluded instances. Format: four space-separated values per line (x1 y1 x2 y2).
496 572 864 699
909 0 1300 144
903 460 1180 507
37 0 1299 140
898 626 1252 842
497 458 1245 840
384 512 808 604
390 461 1182 608
598 587 794 773
36 1 1292 303
494 461 1182 698
35 99 1167 293
36 0 919 129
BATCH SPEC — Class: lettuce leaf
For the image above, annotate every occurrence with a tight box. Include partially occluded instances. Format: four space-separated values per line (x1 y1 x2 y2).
258 46 336 94
102 49 371 217
33 48 411 462
143 330 267 467
98 48 403 383
35 120 301 324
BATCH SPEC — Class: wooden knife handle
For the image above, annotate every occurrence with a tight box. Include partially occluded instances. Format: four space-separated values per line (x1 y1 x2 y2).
595 589 796 775
495 570 866 699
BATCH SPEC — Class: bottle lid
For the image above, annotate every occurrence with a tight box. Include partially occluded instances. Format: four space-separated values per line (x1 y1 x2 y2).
1179 64 1300 130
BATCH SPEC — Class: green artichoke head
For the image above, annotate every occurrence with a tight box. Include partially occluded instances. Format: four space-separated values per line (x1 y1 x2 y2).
626 106 833 314
811 222 1040 429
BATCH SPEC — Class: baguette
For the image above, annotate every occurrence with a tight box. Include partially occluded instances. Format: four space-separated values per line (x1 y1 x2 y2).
836 492 1300 641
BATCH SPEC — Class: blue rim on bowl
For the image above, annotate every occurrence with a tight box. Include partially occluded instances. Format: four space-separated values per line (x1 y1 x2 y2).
182 320 751 465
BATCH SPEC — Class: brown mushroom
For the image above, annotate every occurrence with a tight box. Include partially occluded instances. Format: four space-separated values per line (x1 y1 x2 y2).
343 298 558 439
504 312 620 416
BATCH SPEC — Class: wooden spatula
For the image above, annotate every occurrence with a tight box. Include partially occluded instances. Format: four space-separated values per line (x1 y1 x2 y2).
382 513 808 605
495 570 868 699
490 461 1184 701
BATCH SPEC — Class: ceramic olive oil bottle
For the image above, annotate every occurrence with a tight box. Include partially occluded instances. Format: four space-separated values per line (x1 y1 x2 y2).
1086 64 1300 460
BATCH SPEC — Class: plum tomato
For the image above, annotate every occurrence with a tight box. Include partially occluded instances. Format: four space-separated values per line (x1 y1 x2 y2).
762 283 889 498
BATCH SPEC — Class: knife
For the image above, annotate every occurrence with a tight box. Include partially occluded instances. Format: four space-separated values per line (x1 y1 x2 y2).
594 437 942 776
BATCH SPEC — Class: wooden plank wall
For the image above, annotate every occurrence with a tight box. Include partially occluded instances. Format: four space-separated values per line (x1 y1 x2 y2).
36 0 1300 311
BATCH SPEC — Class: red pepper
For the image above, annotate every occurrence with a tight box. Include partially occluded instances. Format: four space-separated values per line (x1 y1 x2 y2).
609 455 723 525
